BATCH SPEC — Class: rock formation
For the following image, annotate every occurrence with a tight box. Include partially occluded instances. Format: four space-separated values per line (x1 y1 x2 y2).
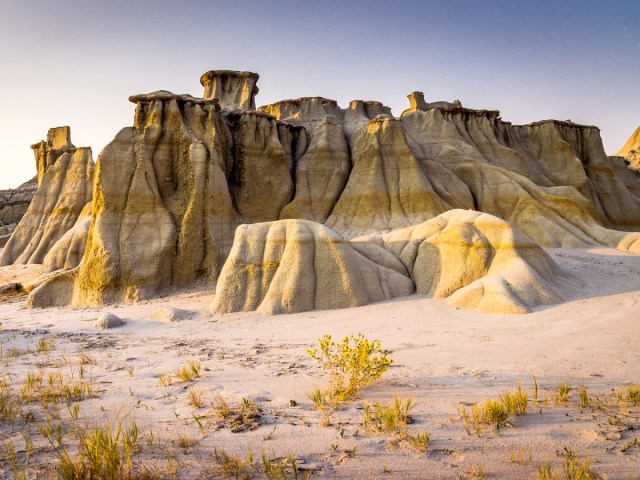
616 125 640 171
212 219 414 315
213 211 571 315
0 128 94 267
0 177 37 225
11 69 640 315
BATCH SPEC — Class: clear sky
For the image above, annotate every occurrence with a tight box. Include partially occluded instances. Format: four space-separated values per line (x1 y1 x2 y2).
0 0 638 189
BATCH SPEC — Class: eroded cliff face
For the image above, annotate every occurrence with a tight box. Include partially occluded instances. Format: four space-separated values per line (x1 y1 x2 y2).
616 126 640 171
19 69 640 313
0 178 37 225
0 128 94 267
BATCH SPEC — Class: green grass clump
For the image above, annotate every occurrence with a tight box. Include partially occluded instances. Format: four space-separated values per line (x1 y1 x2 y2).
307 333 392 407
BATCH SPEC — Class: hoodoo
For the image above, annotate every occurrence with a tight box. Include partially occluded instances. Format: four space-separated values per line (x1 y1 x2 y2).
0 69 636 314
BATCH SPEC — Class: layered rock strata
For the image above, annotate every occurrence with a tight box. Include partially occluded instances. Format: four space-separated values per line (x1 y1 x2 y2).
0 128 94 267
212 211 572 315
19 69 640 313
0 178 37 225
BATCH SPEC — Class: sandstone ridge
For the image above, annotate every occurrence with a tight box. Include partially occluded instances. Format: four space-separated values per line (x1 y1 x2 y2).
0 69 635 315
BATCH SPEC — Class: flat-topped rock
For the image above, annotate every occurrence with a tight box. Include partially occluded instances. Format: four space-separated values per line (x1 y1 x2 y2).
200 70 259 110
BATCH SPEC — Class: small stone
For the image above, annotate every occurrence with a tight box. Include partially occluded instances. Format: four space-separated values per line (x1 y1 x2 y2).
95 313 124 329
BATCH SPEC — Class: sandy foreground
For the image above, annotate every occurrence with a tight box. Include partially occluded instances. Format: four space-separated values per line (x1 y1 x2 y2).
1 248 639 479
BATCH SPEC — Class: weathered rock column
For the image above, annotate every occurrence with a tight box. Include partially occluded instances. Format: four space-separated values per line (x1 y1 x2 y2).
31 126 75 186
200 70 259 110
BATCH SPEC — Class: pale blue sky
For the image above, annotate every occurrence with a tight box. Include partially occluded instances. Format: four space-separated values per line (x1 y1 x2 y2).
0 0 638 188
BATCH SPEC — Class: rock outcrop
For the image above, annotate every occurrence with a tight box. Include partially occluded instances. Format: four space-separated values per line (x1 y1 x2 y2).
0 178 37 225
201 70 259 110
212 211 572 315
212 219 414 315
0 128 94 267
378 210 571 314
616 126 640 171
18 69 640 314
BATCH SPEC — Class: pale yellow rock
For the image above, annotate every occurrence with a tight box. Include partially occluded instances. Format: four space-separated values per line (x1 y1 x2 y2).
401 109 640 248
31 126 74 186
279 116 350 222
200 70 259 110
211 220 415 315
380 210 571 314
616 125 640 170
30 92 241 308
326 116 451 235
43 202 92 270
0 141 94 267
19 70 640 315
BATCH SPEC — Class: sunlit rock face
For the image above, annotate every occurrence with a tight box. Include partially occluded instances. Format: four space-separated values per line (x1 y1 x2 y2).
617 125 640 171
20 69 640 313
0 128 94 268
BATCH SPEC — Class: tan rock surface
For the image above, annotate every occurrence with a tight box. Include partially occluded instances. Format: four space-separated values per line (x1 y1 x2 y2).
213 211 569 315
212 219 414 315
32 126 74 186
72 93 239 306
18 70 640 313
200 70 259 110
326 116 451 234
226 111 294 222
379 210 572 313
0 177 37 225
616 125 640 170
42 202 92 270
0 130 94 267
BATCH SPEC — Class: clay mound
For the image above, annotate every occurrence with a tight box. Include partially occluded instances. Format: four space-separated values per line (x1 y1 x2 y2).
379 210 572 314
211 220 414 315
213 212 569 315
616 125 640 171
0 128 94 267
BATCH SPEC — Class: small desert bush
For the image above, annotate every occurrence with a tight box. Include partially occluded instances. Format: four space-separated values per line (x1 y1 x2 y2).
499 385 528 416
307 333 392 406
554 383 571 404
363 396 414 436
187 386 206 408
457 387 528 436
578 387 590 409
362 396 430 451
42 416 141 480
626 385 640 406
37 337 55 352
538 448 595 480
173 360 202 382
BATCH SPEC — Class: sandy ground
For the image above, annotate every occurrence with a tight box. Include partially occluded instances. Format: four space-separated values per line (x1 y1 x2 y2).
1 247 639 479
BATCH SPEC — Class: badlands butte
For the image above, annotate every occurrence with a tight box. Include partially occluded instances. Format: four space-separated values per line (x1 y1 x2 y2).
1 69 640 315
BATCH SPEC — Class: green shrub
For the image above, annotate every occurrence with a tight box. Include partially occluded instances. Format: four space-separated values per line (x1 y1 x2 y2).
307 333 392 404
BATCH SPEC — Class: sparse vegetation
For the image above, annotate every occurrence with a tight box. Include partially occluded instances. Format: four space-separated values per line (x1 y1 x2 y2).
554 383 571 404
457 385 529 437
578 387 590 409
537 448 595 480
187 386 205 408
363 396 414 436
499 384 528 416
307 333 392 407
626 385 640 406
